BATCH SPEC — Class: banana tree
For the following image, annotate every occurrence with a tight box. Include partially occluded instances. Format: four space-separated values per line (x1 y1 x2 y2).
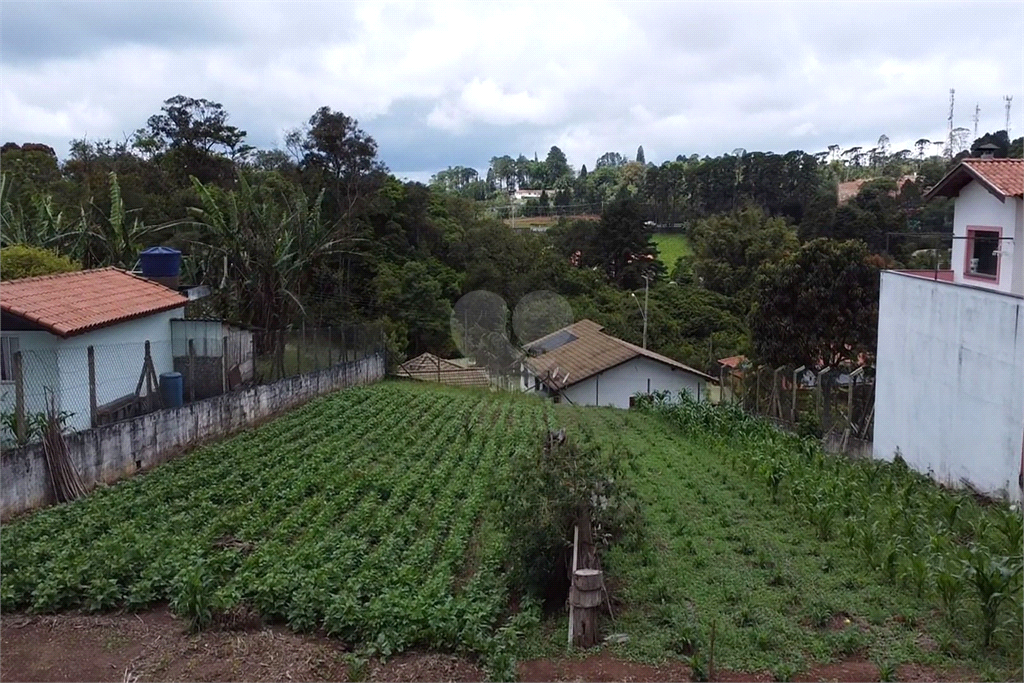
188 174 361 378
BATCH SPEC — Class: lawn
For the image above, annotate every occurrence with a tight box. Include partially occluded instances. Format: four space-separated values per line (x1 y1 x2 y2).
652 232 692 270
1 382 1020 681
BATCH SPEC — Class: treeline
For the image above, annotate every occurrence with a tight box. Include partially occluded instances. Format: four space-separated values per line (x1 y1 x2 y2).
3 94 1021 377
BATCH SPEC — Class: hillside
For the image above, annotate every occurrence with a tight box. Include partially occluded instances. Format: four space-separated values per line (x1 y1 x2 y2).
1 381 1020 681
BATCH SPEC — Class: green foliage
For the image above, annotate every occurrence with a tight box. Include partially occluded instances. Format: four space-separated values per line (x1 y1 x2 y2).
0 244 80 280
688 207 799 302
749 238 881 369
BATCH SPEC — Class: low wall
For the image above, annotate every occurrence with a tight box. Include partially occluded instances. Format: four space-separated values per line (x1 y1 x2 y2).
1 353 385 521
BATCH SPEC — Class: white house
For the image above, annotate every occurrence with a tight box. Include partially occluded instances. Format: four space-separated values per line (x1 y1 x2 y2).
519 319 714 408
873 157 1024 501
1 268 188 436
512 188 554 203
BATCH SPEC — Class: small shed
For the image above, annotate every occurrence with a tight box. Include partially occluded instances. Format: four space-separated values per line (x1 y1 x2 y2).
1 268 188 436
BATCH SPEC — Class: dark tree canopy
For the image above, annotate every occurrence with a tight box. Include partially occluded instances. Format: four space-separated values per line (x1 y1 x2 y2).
636 145 645 164
749 238 881 369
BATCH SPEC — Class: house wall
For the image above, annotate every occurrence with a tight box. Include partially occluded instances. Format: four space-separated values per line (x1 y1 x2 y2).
950 182 1021 294
561 356 705 409
874 271 1024 502
56 309 182 432
0 332 60 438
1 352 385 520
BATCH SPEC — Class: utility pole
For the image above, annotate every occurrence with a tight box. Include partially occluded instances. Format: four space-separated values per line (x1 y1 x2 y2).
973 103 980 139
631 274 650 350
642 274 649 350
1005 96 1014 137
946 88 955 159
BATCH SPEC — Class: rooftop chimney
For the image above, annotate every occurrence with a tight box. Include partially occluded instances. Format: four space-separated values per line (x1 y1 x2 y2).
976 143 1000 159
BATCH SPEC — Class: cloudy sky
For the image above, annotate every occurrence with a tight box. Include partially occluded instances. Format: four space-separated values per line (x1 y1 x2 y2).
2 0 1022 181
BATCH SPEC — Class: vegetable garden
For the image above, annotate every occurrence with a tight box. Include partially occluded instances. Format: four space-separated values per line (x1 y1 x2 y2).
1 381 1021 681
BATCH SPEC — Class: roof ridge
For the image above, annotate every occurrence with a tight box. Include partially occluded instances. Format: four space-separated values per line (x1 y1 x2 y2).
0 265 119 285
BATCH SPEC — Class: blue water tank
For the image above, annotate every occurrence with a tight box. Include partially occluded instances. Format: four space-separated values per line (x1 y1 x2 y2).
139 246 182 279
159 372 184 408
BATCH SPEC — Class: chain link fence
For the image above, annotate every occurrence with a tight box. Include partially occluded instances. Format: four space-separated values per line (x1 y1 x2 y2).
1 322 384 448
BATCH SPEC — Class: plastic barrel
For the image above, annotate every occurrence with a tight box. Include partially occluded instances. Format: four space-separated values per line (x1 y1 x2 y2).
159 372 184 408
139 246 182 278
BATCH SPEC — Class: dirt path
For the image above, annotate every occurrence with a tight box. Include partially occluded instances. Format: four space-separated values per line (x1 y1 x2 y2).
1 610 974 682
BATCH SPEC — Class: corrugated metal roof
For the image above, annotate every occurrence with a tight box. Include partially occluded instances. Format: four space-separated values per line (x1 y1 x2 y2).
1 267 188 338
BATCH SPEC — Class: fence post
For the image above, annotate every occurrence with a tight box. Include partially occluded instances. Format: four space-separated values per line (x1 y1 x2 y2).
87 346 97 427
13 351 25 443
327 328 333 367
188 339 196 402
222 336 229 394
251 334 257 383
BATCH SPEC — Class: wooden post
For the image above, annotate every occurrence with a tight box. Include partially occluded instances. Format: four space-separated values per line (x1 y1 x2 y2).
188 339 196 402
87 346 97 427
569 524 579 646
570 569 603 648
296 330 302 376
144 341 154 410
251 334 257 383
327 328 332 367
13 351 25 443
222 336 229 394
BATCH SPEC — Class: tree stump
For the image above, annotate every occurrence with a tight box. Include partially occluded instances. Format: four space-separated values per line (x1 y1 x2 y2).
570 568 603 648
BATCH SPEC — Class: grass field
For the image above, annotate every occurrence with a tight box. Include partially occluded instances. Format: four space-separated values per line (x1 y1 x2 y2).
1 382 1020 680
652 233 692 270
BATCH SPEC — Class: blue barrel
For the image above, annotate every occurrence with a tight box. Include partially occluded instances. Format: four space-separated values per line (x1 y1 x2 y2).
139 246 182 278
159 372 184 408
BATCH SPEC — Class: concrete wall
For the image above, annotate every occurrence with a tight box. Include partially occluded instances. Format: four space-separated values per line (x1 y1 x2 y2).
949 182 1022 295
1 353 385 520
874 271 1024 502
561 356 706 409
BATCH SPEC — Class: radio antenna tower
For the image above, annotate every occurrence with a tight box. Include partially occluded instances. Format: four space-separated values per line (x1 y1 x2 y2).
973 103 980 139
946 89 955 159
1005 96 1013 137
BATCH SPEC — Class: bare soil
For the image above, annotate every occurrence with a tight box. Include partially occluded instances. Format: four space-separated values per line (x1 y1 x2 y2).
0 610 976 683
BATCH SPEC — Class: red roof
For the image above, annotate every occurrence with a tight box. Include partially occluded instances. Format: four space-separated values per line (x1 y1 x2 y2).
926 158 1023 201
1 268 187 337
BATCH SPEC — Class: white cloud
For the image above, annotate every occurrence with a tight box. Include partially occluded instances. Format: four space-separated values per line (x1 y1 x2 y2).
0 0 1020 175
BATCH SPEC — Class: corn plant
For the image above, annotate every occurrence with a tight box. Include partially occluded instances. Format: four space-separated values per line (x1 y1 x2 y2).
962 545 1023 648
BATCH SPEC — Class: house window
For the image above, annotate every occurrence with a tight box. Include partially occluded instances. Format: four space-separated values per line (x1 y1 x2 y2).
965 228 1001 279
1 337 19 382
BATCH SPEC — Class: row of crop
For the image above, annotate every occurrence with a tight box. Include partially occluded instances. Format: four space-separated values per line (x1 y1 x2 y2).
636 392 1024 653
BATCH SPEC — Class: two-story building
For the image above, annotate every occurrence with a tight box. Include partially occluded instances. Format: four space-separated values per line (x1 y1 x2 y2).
873 156 1023 501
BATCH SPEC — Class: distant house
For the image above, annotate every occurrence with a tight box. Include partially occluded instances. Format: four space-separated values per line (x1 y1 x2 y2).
396 352 491 388
1 268 188 434
519 319 714 408
873 157 1023 501
511 188 554 203
837 174 918 204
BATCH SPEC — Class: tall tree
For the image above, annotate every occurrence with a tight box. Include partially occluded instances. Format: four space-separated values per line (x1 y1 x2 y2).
749 238 881 369
544 146 571 184
636 145 646 164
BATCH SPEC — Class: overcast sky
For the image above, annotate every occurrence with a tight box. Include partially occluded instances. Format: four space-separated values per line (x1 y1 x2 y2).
2 0 1022 181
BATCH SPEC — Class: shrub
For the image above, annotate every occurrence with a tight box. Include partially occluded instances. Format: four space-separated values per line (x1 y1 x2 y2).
0 244 80 280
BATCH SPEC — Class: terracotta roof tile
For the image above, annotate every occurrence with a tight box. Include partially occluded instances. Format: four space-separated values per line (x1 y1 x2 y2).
397 353 492 387
1 267 188 337
926 158 1023 200
961 158 1023 197
524 319 714 389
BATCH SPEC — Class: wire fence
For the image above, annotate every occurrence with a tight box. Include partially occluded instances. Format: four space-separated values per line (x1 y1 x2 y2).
0 322 384 448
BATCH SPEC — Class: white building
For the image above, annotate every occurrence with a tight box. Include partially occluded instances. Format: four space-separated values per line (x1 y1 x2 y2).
519 319 714 408
873 157 1024 501
1 268 188 436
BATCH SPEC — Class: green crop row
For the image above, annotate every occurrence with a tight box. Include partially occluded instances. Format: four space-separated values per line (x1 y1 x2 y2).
0 382 555 678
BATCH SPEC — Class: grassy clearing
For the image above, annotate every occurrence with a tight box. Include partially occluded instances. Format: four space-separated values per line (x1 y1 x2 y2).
652 233 692 270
